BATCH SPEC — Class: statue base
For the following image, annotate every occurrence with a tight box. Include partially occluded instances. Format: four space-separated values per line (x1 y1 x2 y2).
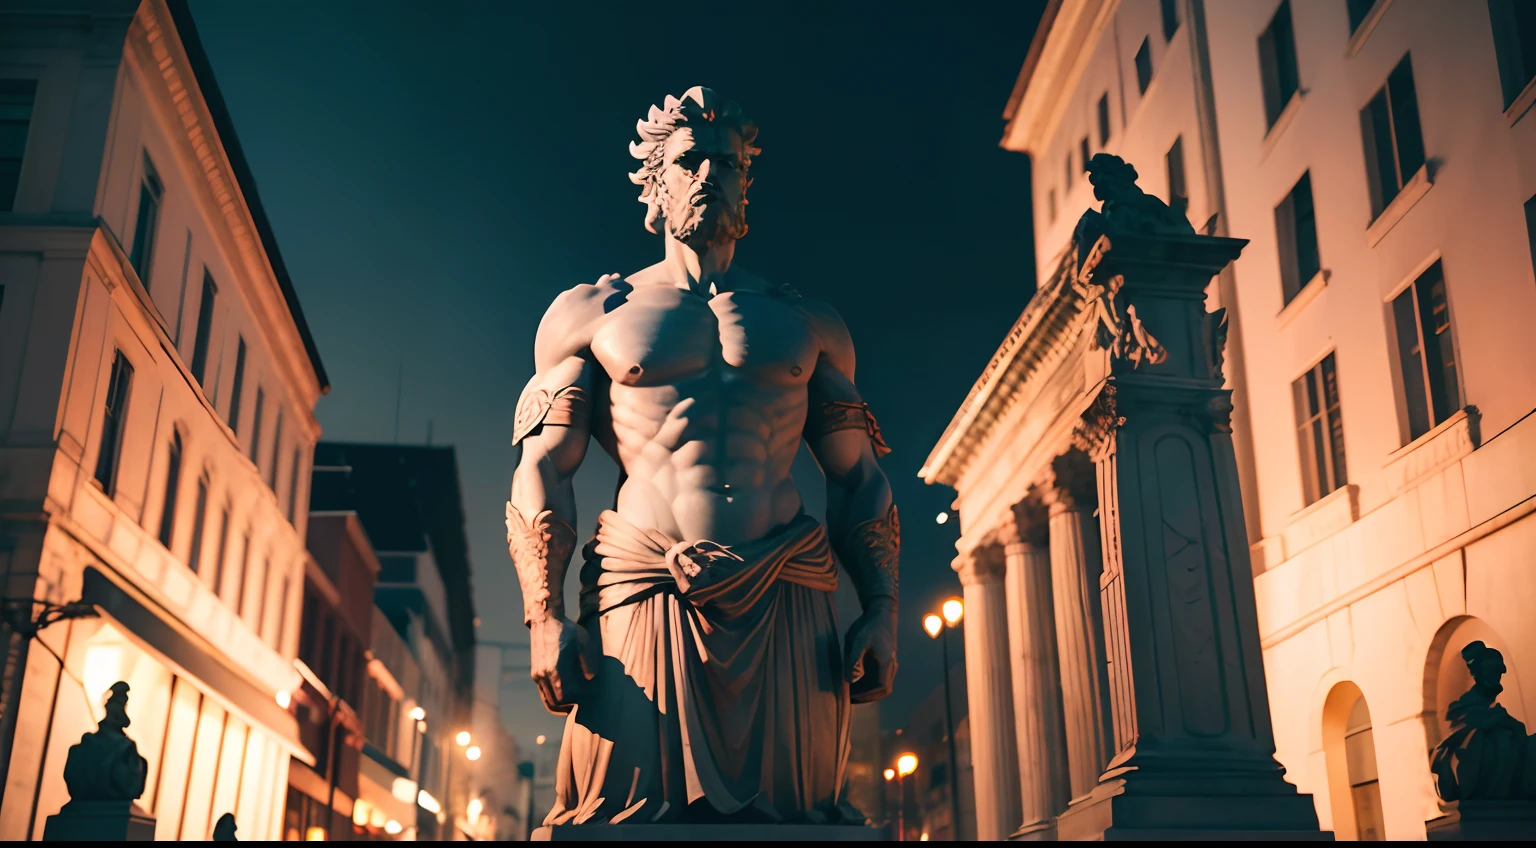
1054 774 1332 841
533 823 886 841
43 799 156 841
1427 800 1536 840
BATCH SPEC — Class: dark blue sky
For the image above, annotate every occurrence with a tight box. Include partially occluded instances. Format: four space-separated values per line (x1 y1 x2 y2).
191 1 1045 740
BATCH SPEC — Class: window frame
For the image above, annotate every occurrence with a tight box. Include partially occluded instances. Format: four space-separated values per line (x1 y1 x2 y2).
1292 352 1348 506
190 271 218 386
128 153 164 285
1096 94 1111 146
1160 0 1180 41
1134 38 1153 95
1359 54 1427 219
1488 0 1536 110
1389 259 1463 443
1258 0 1301 130
1166 136 1188 211
1274 172 1321 305
94 350 135 496
187 473 210 573
0 78 39 212
158 431 183 548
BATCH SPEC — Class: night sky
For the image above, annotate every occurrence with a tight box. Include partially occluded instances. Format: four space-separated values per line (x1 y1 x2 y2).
190 1 1046 744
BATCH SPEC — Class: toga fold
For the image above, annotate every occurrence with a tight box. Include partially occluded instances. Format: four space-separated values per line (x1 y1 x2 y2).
543 509 859 826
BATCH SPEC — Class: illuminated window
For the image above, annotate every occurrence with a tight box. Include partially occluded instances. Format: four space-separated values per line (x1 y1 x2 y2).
94 351 134 495
1392 260 1460 441
1135 38 1153 95
128 154 163 284
1274 172 1320 304
1360 55 1426 218
1489 0 1536 109
1259 0 1300 129
1293 353 1347 506
0 80 37 211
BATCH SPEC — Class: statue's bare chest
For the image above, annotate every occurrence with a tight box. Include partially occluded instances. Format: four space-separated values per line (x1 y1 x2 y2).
590 286 819 389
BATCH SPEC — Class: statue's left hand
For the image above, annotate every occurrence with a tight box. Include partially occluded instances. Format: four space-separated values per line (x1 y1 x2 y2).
845 599 897 703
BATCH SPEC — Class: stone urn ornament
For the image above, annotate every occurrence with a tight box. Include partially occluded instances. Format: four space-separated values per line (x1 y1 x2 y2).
42 681 156 841
1426 641 1536 840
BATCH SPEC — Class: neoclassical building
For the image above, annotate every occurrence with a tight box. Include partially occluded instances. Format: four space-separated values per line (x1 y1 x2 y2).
0 0 326 839
925 0 1536 840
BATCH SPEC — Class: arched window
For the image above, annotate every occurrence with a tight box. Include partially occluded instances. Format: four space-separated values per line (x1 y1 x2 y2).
1323 682 1385 840
187 475 209 573
157 433 182 548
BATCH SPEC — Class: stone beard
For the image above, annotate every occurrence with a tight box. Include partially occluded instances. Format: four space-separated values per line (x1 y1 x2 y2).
506 86 899 830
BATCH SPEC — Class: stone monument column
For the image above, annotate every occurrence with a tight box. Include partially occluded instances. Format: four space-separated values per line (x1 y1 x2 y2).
1039 451 1114 803
1000 503 1071 839
954 545 1023 842
1052 155 1323 840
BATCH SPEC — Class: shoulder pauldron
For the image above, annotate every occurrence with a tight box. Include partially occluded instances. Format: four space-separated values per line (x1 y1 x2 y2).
806 401 892 457
513 383 590 446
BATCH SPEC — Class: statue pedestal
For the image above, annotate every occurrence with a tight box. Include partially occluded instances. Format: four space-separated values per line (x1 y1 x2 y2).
533 823 886 841
1063 229 1326 840
43 799 156 841
1427 801 1536 840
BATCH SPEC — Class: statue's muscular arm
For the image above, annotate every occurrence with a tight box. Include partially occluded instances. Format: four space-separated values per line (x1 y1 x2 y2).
508 280 611 714
803 299 899 703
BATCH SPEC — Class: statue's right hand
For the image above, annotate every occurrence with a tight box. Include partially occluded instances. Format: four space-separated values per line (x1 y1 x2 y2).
528 616 598 714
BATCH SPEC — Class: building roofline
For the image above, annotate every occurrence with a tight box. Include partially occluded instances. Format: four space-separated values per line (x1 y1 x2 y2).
1002 0 1065 127
164 0 330 394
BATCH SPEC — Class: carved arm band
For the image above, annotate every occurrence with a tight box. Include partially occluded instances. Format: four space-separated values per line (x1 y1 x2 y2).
806 401 892 457
512 385 590 446
836 504 900 608
505 503 578 625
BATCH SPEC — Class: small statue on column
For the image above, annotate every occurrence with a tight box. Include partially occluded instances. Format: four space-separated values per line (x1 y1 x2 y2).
44 680 156 840
1431 641 1536 802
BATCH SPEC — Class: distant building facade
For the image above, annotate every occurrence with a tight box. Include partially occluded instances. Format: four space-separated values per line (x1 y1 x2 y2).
0 0 325 840
310 442 481 840
929 0 1536 840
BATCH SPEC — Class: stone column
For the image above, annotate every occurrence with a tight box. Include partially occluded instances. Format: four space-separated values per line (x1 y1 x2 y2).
1000 504 1071 839
1051 194 1323 839
955 545 1022 842
1039 451 1114 802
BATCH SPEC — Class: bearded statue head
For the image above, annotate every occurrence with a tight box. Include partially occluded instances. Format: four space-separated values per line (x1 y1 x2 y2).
629 86 761 247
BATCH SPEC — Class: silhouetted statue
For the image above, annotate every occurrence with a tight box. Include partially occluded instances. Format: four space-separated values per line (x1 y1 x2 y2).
1083 152 1195 236
1431 641 1536 802
62 681 147 802
213 812 238 840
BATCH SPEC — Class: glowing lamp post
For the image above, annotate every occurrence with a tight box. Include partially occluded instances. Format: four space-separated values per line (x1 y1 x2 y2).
893 753 918 841
925 596 964 839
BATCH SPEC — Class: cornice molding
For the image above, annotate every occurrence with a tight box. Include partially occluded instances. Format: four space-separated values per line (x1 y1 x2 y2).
126 1 324 432
1002 0 1121 155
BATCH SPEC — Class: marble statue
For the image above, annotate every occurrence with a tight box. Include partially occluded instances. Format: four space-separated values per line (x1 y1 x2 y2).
507 86 899 828
61 681 147 803
1431 641 1536 802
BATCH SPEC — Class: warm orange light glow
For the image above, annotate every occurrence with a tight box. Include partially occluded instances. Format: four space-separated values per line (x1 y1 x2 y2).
920 832 930 841
417 790 442 814
353 799 372 827
467 797 484 823
275 689 291 709
923 614 943 639
936 511 949 525
883 767 896 782
535 734 547 745
416 719 427 734
896 753 918 777
455 731 471 747
409 706 426 722
384 820 403 835
305 826 327 841
466 745 482 761
942 598 964 626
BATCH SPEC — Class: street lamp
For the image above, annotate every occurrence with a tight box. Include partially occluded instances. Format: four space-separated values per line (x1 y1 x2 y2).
456 730 471 747
894 753 918 842
466 745 482 761
926 597 964 840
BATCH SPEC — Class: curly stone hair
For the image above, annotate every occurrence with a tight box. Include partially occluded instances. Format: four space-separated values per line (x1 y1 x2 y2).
628 86 761 234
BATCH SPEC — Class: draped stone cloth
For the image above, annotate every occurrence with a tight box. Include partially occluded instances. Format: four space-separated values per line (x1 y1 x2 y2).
544 509 859 826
